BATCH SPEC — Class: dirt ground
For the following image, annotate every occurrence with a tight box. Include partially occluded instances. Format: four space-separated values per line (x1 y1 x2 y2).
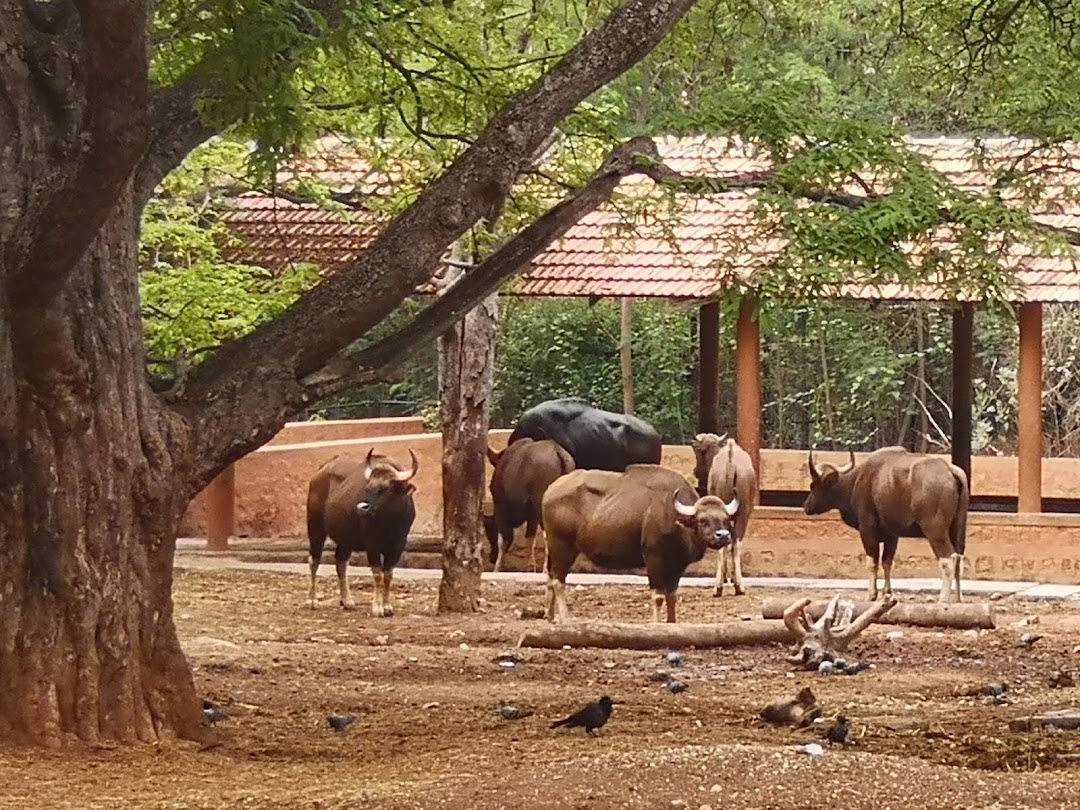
2 568 1080 810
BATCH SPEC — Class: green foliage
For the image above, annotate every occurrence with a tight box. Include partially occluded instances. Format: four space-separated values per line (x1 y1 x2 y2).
491 298 698 441
140 139 320 371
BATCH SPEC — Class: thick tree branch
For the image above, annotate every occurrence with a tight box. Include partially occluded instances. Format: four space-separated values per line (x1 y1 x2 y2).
132 0 350 207
300 137 660 399
9 0 149 309
176 0 700 489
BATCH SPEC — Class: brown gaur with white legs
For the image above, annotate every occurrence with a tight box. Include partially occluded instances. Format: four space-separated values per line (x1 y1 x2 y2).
305 448 419 616
802 446 969 603
690 432 759 596
541 464 739 623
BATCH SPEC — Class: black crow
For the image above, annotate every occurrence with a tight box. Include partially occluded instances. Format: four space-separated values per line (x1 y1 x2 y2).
550 696 615 735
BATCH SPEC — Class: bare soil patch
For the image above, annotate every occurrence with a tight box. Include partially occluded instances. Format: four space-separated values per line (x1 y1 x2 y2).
2 568 1080 809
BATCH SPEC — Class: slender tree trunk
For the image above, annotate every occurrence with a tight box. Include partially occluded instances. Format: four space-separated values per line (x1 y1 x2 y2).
620 297 635 414
0 192 202 746
437 286 499 613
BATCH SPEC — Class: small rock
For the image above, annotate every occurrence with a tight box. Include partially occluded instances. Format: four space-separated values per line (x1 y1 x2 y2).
494 651 524 665
666 651 685 667
408 656 418 663
666 679 689 694
989 591 1004 601
700 805 714 810
458 642 471 650
1016 616 1040 627
498 661 517 669
374 635 389 646
422 702 440 710
603 661 618 669
798 742 825 757
710 784 723 794
448 630 466 640
739 614 753 621
885 630 904 642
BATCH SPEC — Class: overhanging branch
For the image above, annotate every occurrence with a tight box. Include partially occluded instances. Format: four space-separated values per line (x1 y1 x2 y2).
300 137 659 399
9 0 150 309
176 0 700 489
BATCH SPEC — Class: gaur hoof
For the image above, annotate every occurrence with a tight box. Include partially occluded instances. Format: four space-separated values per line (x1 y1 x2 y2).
713 587 724 598
733 586 746 596
382 606 395 617
341 601 357 611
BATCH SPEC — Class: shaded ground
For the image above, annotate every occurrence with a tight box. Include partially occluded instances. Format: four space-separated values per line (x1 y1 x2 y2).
2 567 1080 809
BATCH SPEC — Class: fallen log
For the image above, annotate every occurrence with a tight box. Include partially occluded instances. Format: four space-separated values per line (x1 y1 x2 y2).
516 620 794 650
760 598 995 630
1009 710 1080 733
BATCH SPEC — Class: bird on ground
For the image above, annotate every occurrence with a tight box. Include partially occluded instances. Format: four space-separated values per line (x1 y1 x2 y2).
202 699 227 726
826 715 850 745
550 696 615 735
327 714 358 732
498 702 534 721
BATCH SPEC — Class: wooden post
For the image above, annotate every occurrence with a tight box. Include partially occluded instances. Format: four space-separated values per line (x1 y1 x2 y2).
736 295 762 478
697 300 720 434
951 303 974 487
620 298 635 414
206 464 235 552
1017 302 1043 513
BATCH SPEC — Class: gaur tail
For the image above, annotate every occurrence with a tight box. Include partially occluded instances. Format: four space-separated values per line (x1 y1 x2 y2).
556 445 575 475
307 509 327 559
950 469 969 557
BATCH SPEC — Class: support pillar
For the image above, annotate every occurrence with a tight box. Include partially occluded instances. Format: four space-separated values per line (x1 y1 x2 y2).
697 301 721 434
206 464 236 552
736 295 762 480
951 303 974 487
1017 302 1044 513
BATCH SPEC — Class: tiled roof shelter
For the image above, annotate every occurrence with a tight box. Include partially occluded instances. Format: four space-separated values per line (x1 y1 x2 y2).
219 135 1080 514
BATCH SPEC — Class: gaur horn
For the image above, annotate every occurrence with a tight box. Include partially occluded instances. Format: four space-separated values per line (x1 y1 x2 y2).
837 449 857 473
672 492 697 518
723 495 740 517
392 449 420 482
363 448 377 481
807 450 820 483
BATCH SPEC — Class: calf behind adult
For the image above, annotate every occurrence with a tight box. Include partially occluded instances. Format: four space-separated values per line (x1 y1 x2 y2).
485 438 575 572
509 397 661 471
690 432 758 596
802 446 968 602
542 464 739 623
306 448 419 616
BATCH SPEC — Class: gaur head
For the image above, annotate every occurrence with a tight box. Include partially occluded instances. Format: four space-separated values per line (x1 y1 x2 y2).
802 450 856 515
689 432 728 496
355 448 419 515
672 490 738 550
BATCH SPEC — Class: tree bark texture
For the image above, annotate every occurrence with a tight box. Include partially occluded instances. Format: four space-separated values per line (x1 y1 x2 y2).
437 292 499 613
620 297 635 414
0 192 201 746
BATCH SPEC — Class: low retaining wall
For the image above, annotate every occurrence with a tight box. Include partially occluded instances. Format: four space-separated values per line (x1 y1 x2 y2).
180 424 1080 584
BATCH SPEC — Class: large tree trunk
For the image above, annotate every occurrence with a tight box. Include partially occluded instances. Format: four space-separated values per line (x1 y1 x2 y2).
0 193 202 746
437 291 499 613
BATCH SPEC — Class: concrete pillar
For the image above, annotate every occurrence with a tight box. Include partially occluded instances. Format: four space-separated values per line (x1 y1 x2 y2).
697 301 721 434
736 295 762 480
1017 302 1044 513
206 465 236 551
951 303 974 487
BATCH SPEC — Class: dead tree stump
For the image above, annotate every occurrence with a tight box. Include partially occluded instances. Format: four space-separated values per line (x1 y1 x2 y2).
783 594 898 670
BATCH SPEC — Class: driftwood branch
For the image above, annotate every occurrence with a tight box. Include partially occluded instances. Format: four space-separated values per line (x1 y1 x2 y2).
300 137 659 399
761 597 995 629
784 594 897 670
516 619 794 651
